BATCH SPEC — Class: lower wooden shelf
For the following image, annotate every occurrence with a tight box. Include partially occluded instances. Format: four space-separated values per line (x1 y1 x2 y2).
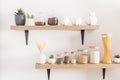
35 63 120 69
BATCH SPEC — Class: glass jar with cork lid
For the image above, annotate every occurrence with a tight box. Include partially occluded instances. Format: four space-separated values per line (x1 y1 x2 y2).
77 49 88 64
89 46 100 64
64 52 70 64
70 51 76 64
56 53 64 64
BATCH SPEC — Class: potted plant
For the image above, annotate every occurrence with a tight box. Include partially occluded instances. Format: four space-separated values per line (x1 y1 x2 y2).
26 13 35 26
48 54 56 64
15 8 26 25
113 54 120 63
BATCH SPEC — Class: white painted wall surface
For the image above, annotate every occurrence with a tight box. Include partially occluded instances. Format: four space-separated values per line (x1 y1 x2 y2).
0 0 120 80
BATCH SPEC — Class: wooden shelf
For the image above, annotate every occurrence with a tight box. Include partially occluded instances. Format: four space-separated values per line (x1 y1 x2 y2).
11 25 99 30
35 63 120 69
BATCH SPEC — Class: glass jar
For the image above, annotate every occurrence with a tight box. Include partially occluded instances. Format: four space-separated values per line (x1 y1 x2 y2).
35 12 46 26
64 52 70 64
102 34 112 64
47 10 58 25
89 46 100 64
70 51 76 64
77 49 88 64
56 53 64 64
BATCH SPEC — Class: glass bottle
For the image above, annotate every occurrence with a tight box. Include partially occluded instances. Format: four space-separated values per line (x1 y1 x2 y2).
102 34 112 64
89 46 100 64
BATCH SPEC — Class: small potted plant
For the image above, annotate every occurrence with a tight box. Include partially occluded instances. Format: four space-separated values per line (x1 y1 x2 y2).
48 54 56 64
15 8 26 25
26 13 35 26
114 54 120 63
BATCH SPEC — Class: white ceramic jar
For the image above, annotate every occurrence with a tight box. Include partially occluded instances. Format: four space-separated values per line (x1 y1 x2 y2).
37 53 46 64
89 46 100 64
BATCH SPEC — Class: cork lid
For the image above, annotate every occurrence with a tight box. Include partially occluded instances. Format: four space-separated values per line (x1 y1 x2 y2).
77 49 88 52
57 53 64 57
89 46 100 49
64 52 69 55
102 34 111 37
71 51 76 54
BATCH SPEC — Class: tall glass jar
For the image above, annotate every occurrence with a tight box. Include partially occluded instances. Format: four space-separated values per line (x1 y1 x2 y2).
77 49 88 64
102 34 112 64
64 52 70 64
70 51 76 64
89 46 100 64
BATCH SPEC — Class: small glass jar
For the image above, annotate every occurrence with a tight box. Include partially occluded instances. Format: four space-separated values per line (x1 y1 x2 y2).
56 53 64 64
47 10 58 25
77 49 88 64
70 51 76 64
89 46 100 64
64 52 70 64
35 12 46 26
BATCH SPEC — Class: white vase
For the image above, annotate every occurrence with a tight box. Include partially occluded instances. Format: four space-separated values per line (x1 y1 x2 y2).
62 18 72 26
37 54 46 64
48 59 56 64
113 58 120 63
26 19 35 26
75 18 82 26
89 12 98 25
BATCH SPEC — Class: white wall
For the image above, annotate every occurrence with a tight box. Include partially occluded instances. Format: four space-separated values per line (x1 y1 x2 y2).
0 0 120 80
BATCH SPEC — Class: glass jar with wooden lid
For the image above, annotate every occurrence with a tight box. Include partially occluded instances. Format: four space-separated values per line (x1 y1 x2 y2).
89 46 100 64
77 49 88 64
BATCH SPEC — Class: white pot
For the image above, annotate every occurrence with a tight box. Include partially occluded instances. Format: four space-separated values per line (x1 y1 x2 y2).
37 54 46 64
62 18 72 26
75 18 82 26
114 58 120 63
48 58 56 64
26 19 35 26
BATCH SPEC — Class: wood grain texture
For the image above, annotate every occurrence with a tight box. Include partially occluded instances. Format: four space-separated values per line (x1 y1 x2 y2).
35 63 120 69
11 25 99 30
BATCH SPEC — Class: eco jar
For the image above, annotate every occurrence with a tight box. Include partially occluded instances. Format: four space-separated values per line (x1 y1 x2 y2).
70 51 76 64
56 53 64 64
64 52 70 64
89 46 100 64
77 49 88 64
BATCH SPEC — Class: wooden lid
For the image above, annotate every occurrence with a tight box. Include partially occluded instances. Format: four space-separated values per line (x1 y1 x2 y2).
77 49 88 52
89 46 100 49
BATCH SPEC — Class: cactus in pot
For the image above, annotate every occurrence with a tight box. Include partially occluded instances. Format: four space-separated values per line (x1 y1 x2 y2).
48 54 56 64
15 8 26 25
114 54 120 63
26 13 35 26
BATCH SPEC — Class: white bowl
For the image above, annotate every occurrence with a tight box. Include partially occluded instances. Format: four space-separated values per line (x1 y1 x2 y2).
48 59 56 64
114 58 120 63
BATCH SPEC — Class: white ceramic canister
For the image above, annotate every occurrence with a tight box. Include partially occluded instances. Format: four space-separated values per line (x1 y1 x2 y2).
37 53 46 64
89 46 100 64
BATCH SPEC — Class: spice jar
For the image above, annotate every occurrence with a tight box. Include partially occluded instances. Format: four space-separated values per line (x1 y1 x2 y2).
35 12 46 26
64 52 70 64
89 46 100 64
48 17 58 25
70 51 76 64
56 53 64 64
77 49 88 64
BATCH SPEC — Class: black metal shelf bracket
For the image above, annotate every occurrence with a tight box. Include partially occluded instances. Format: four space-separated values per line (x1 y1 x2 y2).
81 30 85 45
47 69 51 80
25 30 29 45
102 68 106 80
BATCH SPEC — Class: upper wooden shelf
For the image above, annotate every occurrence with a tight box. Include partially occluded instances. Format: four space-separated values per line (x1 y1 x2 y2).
35 63 120 69
11 25 99 30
